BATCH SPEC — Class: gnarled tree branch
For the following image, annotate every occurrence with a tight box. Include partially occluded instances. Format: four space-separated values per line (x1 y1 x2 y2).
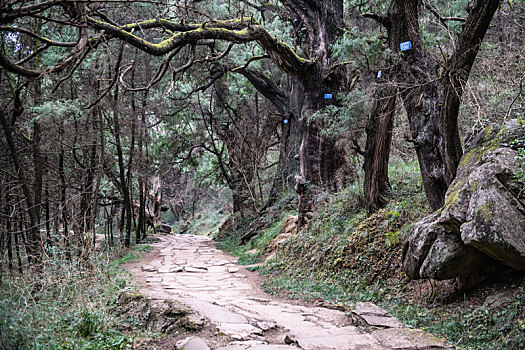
88 17 312 78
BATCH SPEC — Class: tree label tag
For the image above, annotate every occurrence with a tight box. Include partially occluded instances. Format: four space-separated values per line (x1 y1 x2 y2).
377 70 382 78
400 41 412 51
324 93 333 100
283 119 289 124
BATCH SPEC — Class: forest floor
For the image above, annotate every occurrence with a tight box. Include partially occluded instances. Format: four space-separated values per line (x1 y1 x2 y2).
125 233 453 349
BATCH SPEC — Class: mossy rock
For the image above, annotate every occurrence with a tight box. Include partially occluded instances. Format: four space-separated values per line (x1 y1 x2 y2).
118 291 146 306
403 120 525 281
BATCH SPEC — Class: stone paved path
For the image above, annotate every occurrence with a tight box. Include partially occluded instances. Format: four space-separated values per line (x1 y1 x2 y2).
126 234 453 350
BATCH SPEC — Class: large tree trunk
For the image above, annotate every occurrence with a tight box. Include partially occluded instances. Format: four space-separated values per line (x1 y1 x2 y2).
78 111 99 251
364 81 397 214
377 0 501 210
282 0 352 225
136 93 148 242
58 121 70 259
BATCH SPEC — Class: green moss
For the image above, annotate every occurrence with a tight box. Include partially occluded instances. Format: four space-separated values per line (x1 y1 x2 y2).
477 203 493 221
459 146 483 167
442 182 463 211
165 302 190 317
119 291 145 306
460 126 503 168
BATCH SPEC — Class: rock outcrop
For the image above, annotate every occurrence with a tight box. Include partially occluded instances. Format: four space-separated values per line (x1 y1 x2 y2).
403 119 525 280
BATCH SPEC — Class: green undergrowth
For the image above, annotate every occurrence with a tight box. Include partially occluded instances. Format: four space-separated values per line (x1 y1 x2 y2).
216 211 293 268
390 286 525 349
0 243 155 349
108 244 154 270
260 184 427 303
163 187 231 236
217 158 525 349
186 210 229 236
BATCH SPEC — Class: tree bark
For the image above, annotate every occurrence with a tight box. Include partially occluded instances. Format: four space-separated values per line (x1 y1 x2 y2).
379 0 501 210
6 201 13 273
136 92 148 242
364 81 397 214
282 0 352 225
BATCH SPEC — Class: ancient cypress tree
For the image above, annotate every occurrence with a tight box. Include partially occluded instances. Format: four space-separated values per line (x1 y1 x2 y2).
365 0 502 210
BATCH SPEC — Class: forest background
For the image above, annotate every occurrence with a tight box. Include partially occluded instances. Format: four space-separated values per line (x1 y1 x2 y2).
0 0 524 349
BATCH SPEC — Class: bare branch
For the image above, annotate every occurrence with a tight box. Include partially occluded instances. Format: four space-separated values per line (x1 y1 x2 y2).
423 1 466 29
236 67 288 114
505 73 525 123
119 47 184 92
0 25 78 47
231 54 269 72
85 40 124 110
0 51 43 77
1 1 62 24
194 42 235 64
0 8 89 77
362 12 391 29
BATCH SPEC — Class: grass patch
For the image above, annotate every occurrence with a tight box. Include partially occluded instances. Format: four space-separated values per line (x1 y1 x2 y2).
216 211 292 265
0 243 156 349
108 244 154 269
389 285 525 349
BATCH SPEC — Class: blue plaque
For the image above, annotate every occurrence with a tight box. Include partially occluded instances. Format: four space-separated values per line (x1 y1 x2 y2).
377 70 382 78
283 119 289 124
324 93 333 100
400 41 412 51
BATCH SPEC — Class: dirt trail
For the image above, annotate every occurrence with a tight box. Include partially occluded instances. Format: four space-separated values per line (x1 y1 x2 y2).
126 234 453 350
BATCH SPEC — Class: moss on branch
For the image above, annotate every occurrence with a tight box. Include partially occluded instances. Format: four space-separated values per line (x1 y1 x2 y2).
87 16 311 77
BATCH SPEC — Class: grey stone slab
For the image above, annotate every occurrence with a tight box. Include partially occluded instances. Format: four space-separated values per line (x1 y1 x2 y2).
218 323 263 340
157 265 172 273
353 302 389 316
354 314 404 328
351 302 403 328
248 346 299 350
206 266 229 273
168 265 183 272
191 263 209 270
177 337 210 350
372 328 454 349
184 299 248 324
141 264 157 272
184 266 208 273
256 321 277 332
212 260 231 266
293 333 383 350
217 341 298 350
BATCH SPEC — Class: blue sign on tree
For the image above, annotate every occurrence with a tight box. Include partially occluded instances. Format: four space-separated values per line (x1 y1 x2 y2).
324 93 333 100
400 41 412 51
